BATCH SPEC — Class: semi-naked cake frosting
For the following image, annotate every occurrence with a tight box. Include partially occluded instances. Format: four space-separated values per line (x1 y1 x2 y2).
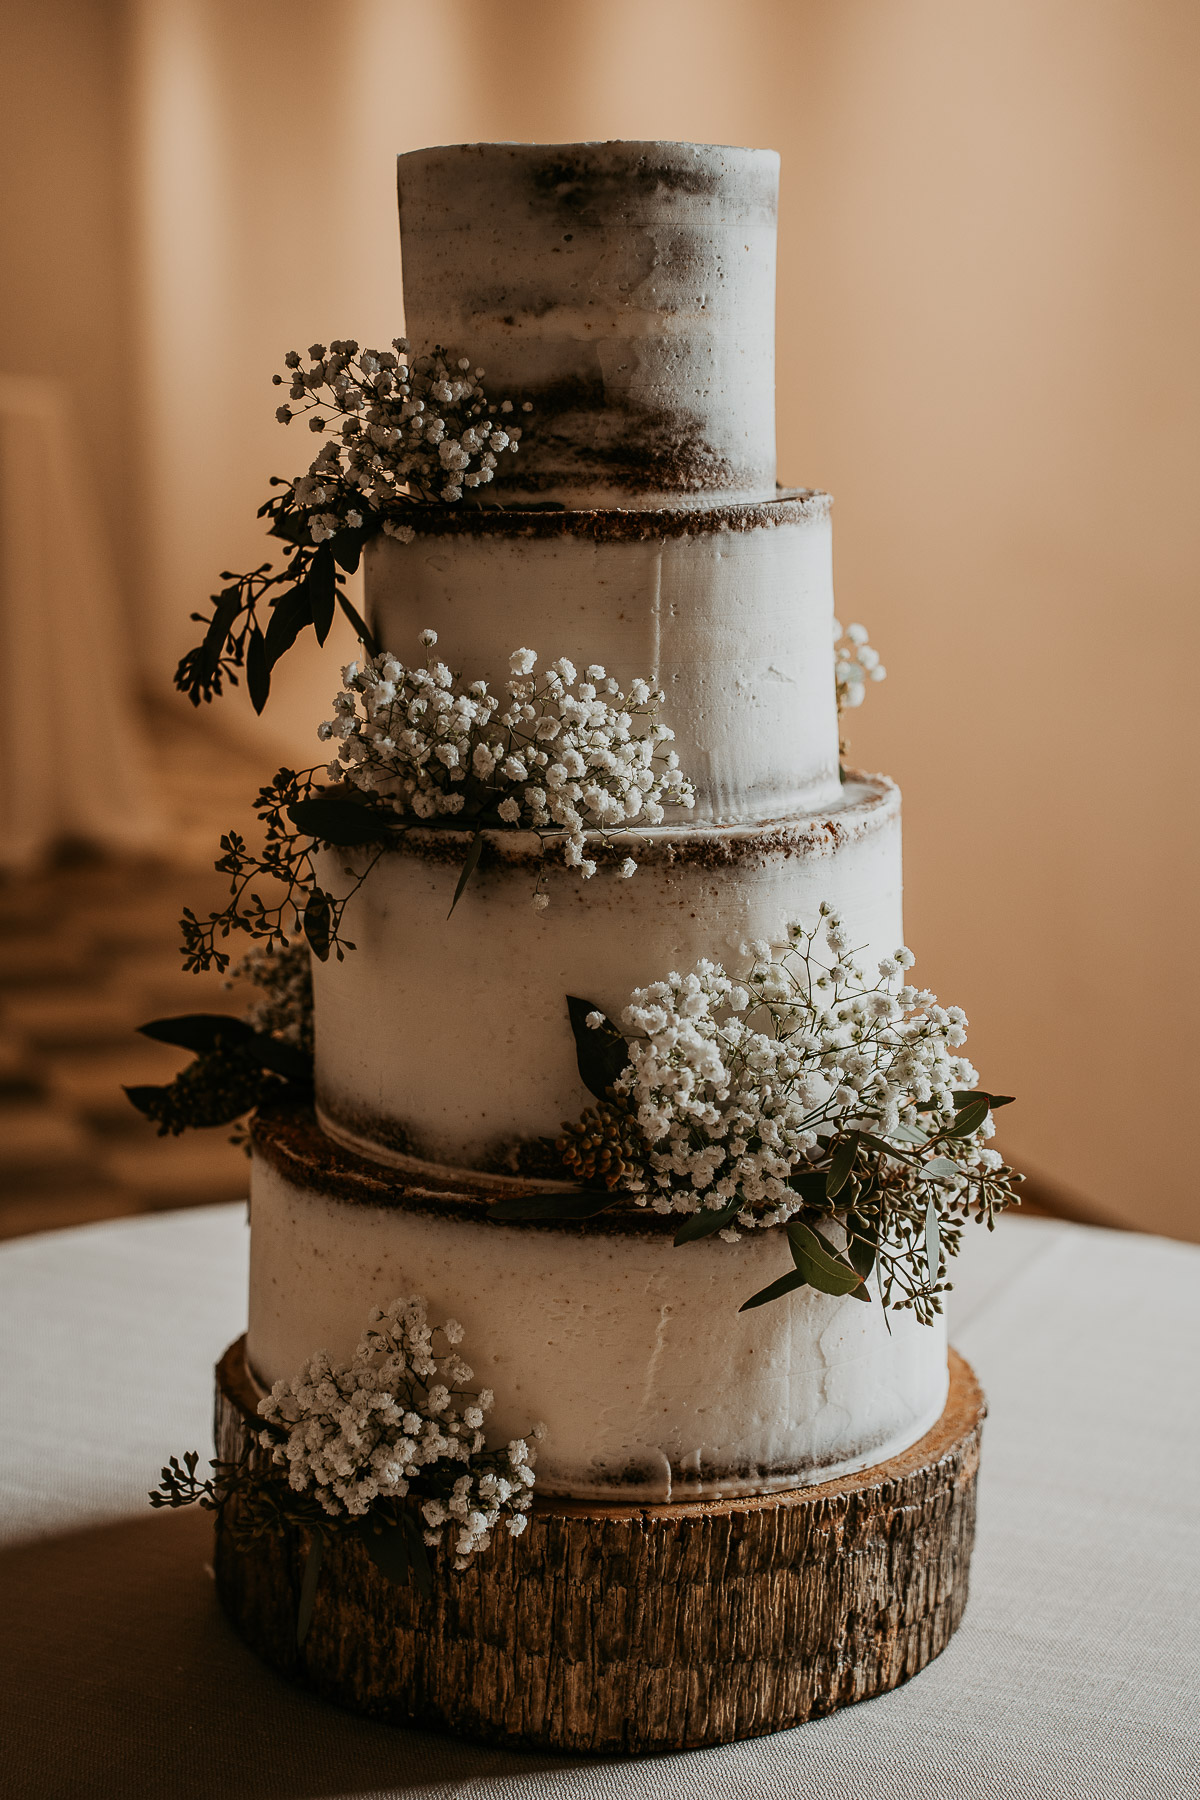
247 141 949 1504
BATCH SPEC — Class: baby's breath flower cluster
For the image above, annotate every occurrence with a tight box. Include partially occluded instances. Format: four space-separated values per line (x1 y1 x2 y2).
834 619 887 713
276 339 529 524
320 632 695 892
230 940 314 1054
258 1297 544 1570
578 909 1019 1316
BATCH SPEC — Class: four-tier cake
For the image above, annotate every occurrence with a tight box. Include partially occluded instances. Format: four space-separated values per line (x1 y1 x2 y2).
245 141 949 1504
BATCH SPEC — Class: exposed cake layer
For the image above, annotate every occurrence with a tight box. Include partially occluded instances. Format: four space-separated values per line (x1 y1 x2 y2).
397 141 778 508
312 777 902 1169
247 1106 949 1502
367 493 839 824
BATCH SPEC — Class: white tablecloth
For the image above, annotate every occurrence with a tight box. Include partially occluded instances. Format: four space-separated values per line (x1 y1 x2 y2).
1 1207 1197 1800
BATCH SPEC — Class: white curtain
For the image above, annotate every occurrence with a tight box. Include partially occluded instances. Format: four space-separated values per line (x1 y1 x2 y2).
0 374 161 867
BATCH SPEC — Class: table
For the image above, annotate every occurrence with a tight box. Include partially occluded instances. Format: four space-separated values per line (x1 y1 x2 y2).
1 1206 1196 1799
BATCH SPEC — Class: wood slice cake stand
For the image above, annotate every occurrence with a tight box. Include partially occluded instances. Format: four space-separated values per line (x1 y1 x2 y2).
213 1337 983 1755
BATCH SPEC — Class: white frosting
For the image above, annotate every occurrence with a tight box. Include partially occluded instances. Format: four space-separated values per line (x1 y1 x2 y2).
247 1150 948 1501
397 142 778 507
366 498 841 825
312 777 903 1168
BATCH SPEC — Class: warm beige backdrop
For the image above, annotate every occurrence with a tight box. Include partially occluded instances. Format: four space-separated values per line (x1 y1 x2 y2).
3 0 1197 1238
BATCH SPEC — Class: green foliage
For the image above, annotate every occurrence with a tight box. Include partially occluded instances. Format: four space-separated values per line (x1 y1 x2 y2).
150 1438 434 1644
178 767 404 976
174 485 377 712
565 998 631 1102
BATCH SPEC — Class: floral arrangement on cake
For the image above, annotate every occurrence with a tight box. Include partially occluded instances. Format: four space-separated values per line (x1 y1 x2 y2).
175 340 531 714
153 1295 544 1641
167 630 695 987
494 909 1021 1321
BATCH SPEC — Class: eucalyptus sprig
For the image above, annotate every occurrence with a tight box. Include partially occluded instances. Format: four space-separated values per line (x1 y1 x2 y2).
174 339 530 714
174 483 376 712
488 917 1021 1323
125 942 314 1139
152 1295 543 1645
178 767 402 974
151 1442 436 1644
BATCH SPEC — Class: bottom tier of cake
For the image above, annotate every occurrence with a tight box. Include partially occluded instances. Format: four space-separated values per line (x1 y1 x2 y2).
214 1335 984 1754
247 1103 950 1503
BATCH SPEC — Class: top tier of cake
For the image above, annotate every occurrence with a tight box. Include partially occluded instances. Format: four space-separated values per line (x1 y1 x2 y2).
397 141 779 509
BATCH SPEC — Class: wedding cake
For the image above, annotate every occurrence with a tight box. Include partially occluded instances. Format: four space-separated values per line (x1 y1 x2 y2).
244 141 950 1504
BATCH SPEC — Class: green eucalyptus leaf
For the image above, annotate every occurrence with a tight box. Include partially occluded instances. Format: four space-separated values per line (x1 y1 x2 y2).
296 1531 324 1648
251 1036 312 1083
307 544 337 645
288 794 390 847
846 1213 878 1283
331 526 368 576
925 1198 942 1285
943 1098 990 1138
565 996 630 1101
674 1197 741 1245
488 1189 622 1223
263 584 313 671
246 625 271 714
825 1135 859 1199
785 1167 828 1203
303 889 333 961
890 1121 930 1146
123 1081 173 1118
857 1131 916 1159
953 1089 1015 1110
137 1013 254 1054
923 1156 962 1180
447 830 485 918
201 588 243 680
739 1266 811 1312
787 1221 865 1296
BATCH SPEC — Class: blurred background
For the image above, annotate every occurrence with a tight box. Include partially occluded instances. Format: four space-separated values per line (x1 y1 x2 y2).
0 0 1196 1242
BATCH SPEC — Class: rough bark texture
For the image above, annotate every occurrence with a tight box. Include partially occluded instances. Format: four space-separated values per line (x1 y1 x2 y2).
213 1338 984 1755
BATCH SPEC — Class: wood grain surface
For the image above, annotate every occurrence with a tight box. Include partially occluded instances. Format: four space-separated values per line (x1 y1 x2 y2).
213 1337 984 1755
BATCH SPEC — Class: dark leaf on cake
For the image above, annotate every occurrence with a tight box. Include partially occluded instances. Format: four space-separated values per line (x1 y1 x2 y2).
447 830 485 918
331 525 369 575
246 625 271 713
137 1013 254 1053
846 1214 878 1282
787 1221 864 1296
825 1135 859 1199
739 1267 811 1312
953 1089 1014 1110
925 1199 942 1286
307 544 337 645
785 1167 829 1205
566 997 630 1101
251 1036 313 1083
942 1098 990 1138
303 889 334 960
263 584 314 670
296 1533 324 1648
673 1196 742 1244
201 587 243 681
288 794 391 846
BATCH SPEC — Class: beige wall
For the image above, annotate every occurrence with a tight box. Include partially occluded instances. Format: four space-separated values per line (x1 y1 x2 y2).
4 0 1197 1238
0 0 134 606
